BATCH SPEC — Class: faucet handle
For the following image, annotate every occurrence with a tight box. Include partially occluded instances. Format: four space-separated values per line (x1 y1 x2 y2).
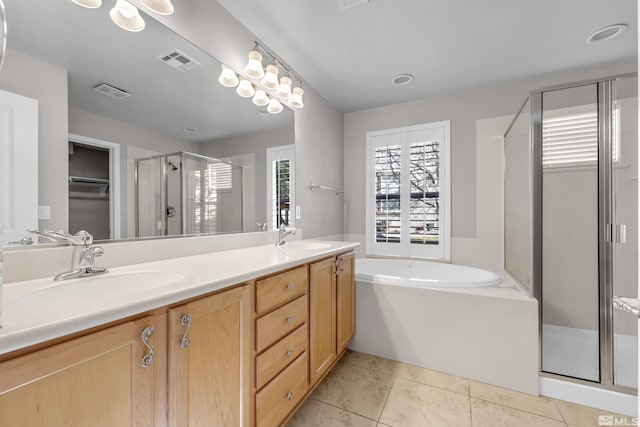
27 229 93 246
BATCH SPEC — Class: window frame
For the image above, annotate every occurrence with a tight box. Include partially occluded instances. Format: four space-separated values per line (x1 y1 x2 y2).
365 121 451 260
266 145 296 230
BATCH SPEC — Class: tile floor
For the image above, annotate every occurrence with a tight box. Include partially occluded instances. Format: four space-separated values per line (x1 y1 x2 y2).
286 350 630 427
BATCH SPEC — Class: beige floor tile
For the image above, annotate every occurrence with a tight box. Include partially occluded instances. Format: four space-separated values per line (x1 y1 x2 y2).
554 399 628 427
286 399 377 427
470 380 563 420
311 362 394 420
340 350 402 376
395 363 470 395
471 399 566 427
379 377 471 427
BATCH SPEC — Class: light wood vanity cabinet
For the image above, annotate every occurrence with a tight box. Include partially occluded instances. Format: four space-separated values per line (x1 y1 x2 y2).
0 316 156 426
168 284 251 427
0 249 356 427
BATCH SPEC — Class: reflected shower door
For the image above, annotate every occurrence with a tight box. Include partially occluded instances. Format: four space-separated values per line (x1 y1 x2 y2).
612 76 638 389
540 84 600 381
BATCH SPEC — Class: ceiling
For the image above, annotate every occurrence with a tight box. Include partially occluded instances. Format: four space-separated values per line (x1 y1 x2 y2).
217 0 638 113
5 0 293 143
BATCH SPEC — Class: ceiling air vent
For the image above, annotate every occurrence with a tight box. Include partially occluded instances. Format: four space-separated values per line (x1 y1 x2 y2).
157 49 201 72
93 83 131 100
336 0 369 10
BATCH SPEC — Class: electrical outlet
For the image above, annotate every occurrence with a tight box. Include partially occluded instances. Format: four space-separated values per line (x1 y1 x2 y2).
38 206 51 220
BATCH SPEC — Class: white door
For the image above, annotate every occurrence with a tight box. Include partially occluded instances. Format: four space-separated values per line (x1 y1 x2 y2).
0 89 38 246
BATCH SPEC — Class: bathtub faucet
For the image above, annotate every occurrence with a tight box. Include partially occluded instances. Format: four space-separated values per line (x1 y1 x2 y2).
276 224 296 246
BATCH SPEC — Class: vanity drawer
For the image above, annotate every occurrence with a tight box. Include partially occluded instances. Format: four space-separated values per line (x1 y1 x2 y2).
256 295 308 353
256 266 308 314
256 323 308 389
255 352 308 427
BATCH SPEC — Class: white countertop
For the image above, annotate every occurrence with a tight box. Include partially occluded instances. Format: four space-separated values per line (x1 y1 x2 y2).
0 240 358 356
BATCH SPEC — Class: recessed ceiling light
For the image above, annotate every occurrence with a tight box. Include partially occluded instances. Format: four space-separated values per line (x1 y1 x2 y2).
181 127 197 133
586 24 627 44
391 74 414 86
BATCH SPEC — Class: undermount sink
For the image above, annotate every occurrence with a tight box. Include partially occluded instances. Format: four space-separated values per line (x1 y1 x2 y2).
285 241 332 250
20 271 185 304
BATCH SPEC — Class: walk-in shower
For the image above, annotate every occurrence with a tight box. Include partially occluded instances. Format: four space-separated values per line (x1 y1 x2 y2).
135 152 243 238
504 74 638 393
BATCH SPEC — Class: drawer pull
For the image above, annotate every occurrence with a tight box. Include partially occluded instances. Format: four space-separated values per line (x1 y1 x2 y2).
180 313 193 349
287 391 294 401
141 326 155 368
286 282 294 291
286 349 294 358
286 316 294 325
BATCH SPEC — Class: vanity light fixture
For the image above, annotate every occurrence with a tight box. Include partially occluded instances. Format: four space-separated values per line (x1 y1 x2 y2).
236 78 256 98
140 0 174 15
218 41 305 110
110 0 145 32
218 64 239 87
71 0 102 8
267 97 284 114
252 89 270 107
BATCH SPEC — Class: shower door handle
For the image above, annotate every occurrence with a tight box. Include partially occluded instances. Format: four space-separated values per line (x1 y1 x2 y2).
613 296 640 318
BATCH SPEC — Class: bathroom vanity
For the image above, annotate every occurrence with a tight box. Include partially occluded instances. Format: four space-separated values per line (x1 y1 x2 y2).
0 240 357 427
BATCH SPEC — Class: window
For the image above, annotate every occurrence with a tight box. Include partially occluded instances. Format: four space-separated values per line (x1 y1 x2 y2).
366 121 450 259
267 145 295 229
188 161 234 233
542 105 620 168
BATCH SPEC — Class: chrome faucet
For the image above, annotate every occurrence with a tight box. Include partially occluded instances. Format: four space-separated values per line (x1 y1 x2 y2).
275 224 296 246
28 230 108 281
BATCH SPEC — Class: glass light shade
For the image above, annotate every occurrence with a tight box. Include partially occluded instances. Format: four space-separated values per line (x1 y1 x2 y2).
71 0 102 8
236 78 255 98
243 50 264 79
141 0 174 15
110 0 145 32
218 64 239 88
261 65 279 90
252 89 269 107
289 87 304 109
267 97 283 114
275 76 293 100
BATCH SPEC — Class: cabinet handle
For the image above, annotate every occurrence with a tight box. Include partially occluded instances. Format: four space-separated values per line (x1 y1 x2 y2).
286 391 294 401
141 326 155 368
286 349 294 358
180 314 192 349
286 316 294 325
339 258 345 273
286 282 294 291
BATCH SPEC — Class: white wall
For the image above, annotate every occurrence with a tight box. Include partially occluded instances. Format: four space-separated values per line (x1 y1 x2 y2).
343 61 637 247
0 49 69 232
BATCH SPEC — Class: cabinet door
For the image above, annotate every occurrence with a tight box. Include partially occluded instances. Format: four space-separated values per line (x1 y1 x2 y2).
336 252 356 353
0 316 156 427
168 284 251 427
309 257 337 385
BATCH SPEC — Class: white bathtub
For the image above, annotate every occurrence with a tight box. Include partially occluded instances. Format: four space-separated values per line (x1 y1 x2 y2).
351 257 539 395
355 258 502 288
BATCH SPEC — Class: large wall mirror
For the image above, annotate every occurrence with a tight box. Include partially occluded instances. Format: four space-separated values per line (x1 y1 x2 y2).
0 0 294 246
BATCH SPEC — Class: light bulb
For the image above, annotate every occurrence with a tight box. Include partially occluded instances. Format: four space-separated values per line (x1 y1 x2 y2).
218 64 239 88
261 65 279 91
243 50 264 79
236 78 255 98
252 89 269 107
110 0 146 32
275 76 292 100
289 87 304 109
141 0 174 15
267 97 283 114
71 0 102 8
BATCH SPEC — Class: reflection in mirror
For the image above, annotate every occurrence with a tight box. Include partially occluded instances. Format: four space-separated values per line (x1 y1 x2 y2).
0 0 294 246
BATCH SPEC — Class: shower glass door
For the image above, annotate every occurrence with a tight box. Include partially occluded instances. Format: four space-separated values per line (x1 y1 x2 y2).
540 83 600 381
612 76 638 389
